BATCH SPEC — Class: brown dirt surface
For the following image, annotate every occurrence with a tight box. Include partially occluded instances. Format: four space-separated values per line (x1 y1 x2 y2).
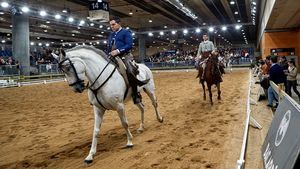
0 70 249 169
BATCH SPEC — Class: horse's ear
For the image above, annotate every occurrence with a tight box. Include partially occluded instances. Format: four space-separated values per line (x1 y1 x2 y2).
51 52 59 61
60 49 66 61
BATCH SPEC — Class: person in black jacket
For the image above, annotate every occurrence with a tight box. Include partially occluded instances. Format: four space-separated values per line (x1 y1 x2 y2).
267 55 286 108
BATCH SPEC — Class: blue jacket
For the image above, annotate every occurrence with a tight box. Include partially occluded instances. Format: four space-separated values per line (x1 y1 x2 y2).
108 28 133 55
269 63 286 84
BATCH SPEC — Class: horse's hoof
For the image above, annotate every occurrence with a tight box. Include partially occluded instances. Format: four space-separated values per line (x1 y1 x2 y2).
126 144 134 148
158 117 164 123
137 128 144 133
84 159 93 165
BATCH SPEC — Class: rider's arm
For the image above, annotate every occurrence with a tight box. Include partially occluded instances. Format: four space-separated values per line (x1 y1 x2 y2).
118 30 133 55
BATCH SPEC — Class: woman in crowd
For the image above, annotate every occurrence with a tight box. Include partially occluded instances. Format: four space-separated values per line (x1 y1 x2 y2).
285 60 300 101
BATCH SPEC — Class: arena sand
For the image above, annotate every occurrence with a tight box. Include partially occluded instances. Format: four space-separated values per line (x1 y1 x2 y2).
0 69 248 169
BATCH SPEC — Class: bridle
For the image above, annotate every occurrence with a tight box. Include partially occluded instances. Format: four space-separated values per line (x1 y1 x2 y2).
58 58 84 87
58 56 118 110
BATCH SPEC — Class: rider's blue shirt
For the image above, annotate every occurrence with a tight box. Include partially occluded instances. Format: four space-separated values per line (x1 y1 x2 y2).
108 28 133 55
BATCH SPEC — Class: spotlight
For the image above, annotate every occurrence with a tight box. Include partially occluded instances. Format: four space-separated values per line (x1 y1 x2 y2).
21 6 30 13
208 27 214 32
171 30 176 35
149 19 152 23
1 2 9 8
230 1 235 5
68 17 74 22
235 25 241 30
148 32 153 37
90 23 94 26
159 31 164 36
195 28 201 33
221 26 227 31
79 20 85 25
40 11 47 16
55 14 61 19
183 29 188 34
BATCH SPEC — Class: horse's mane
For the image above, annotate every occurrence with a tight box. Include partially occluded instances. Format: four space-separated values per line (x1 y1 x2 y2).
66 45 110 62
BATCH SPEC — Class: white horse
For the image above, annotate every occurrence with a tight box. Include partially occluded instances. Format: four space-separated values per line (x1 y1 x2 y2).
52 46 163 164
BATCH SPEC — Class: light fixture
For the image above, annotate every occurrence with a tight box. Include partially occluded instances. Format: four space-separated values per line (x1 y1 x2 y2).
46 43 50 47
234 11 238 15
129 12 133 15
183 29 188 34
171 30 176 35
221 26 227 31
252 2 256 5
72 34 75 36
1 2 9 8
149 19 152 23
69 43 72 46
148 32 153 37
1 40 5 43
237 20 241 23
37 37 40 39
38 43 42 46
230 1 235 5
99 25 103 28
79 20 85 25
159 31 164 35
44 29 47 32
96 42 99 44
235 25 241 30
0 12 4 15
46 21 50 24
195 28 201 33
30 42 34 46
103 40 107 44
82 43 85 45
132 33 135 36
90 23 94 26
40 10 47 16
126 27 130 29
208 27 214 32
68 17 74 22
164 25 168 28
107 27 110 30
21 6 30 13
55 14 61 19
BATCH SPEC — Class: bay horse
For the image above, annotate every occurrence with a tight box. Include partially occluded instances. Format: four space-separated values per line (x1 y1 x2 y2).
197 52 223 105
52 46 163 164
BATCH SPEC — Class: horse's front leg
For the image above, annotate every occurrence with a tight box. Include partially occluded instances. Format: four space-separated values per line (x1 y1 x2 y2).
208 84 213 105
201 80 206 100
217 83 221 100
84 106 105 164
117 103 133 147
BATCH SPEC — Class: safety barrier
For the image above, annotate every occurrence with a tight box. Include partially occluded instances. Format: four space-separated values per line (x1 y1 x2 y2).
236 70 262 169
0 65 20 76
261 81 300 169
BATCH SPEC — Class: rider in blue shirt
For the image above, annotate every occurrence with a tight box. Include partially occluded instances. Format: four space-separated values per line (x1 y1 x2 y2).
108 17 147 104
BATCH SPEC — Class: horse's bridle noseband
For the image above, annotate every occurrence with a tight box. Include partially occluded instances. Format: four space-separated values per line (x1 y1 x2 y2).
58 58 84 87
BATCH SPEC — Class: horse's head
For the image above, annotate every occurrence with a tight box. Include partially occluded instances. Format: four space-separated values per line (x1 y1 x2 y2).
52 49 87 93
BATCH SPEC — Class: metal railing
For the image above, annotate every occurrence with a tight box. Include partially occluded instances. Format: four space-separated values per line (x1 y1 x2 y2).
144 61 195 68
0 65 20 76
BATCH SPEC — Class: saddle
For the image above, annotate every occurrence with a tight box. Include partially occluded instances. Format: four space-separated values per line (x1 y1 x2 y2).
113 57 148 87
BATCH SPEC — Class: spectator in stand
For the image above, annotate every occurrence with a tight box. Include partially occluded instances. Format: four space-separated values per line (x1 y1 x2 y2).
285 60 300 101
267 55 286 108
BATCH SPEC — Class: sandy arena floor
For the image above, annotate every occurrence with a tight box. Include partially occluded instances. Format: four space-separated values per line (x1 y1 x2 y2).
0 70 249 169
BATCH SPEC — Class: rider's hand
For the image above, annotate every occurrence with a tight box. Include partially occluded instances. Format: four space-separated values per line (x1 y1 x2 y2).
111 50 119 56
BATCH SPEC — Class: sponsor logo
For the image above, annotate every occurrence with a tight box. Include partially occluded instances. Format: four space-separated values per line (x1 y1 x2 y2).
275 110 291 147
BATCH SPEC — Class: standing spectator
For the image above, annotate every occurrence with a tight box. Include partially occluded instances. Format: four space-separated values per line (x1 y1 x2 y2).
267 55 286 108
285 60 300 101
